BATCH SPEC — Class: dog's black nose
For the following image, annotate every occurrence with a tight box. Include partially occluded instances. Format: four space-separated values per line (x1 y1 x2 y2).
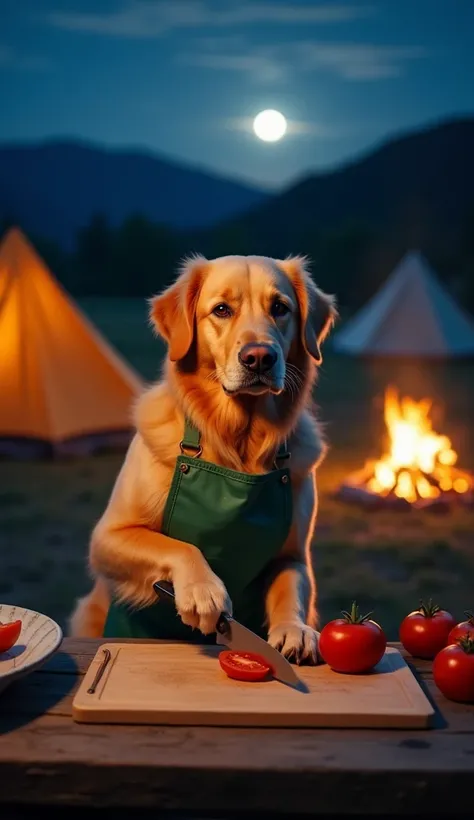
238 343 278 373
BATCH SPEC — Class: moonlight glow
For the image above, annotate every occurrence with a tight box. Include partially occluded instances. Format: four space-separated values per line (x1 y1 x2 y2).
253 110 287 142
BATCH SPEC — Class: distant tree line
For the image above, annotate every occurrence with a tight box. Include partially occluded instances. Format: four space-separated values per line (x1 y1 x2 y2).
5 208 474 313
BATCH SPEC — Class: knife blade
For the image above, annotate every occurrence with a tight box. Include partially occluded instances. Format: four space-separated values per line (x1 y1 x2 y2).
153 581 307 692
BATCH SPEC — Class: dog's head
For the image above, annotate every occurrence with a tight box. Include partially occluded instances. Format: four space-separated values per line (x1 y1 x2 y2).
150 255 337 397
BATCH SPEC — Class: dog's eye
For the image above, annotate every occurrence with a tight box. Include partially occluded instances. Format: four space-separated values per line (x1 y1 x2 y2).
271 300 290 318
212 303 232 318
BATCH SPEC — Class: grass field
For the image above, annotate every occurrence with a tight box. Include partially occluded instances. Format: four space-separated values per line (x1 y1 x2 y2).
1 297 473 640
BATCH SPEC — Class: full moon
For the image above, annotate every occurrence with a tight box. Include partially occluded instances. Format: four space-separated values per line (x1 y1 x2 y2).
253 109 287 142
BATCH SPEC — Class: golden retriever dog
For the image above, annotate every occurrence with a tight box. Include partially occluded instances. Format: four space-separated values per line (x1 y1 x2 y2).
70 254 336 663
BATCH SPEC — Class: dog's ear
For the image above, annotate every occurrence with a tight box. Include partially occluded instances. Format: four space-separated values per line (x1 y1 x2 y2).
279 256 337 364
149 256 207 361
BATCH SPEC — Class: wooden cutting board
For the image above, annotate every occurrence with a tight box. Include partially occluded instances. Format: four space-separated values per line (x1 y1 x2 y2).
72 643 434 729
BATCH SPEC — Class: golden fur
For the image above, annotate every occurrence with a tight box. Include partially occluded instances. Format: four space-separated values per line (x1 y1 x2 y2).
70 254 337 663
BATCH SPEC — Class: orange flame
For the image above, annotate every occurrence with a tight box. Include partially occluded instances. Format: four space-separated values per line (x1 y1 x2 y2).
366 387 471 503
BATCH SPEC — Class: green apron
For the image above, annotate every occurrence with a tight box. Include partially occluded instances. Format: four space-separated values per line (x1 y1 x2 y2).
103 419 292 641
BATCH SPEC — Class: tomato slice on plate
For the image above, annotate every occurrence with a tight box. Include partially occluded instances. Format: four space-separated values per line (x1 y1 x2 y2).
0 620 22 653
218 650 272 681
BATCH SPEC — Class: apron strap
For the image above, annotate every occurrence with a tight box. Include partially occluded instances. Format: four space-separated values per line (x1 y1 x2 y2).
274 438 291 468
180 418 203 457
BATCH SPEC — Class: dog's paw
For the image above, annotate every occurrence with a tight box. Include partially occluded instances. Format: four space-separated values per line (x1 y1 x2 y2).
174 572 232 635
268 621 320 665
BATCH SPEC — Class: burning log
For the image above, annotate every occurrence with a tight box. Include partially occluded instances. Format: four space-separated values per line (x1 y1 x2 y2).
337 387 473 512
335 483 411 511
335 483 385 510
413 496 452 514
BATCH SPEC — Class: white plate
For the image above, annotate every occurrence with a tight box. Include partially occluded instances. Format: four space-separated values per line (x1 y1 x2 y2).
0 604 63 695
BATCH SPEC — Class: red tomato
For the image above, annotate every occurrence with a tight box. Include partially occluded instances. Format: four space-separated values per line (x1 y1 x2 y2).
433 636 474 703
218 650 272 682
448 611 474 644
399 599 456 659
0 619 22 653
319 601 387 674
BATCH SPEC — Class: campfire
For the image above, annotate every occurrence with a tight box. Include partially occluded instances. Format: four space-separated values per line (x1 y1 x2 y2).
337 387 473 511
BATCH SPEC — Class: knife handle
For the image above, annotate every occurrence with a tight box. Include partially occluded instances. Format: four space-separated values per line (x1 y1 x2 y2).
153 581 230 636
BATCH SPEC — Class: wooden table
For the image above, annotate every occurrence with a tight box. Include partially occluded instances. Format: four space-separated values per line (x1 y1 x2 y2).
0 638 473 817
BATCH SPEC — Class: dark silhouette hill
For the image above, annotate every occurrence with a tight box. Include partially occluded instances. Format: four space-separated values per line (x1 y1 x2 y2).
1 118 473 309
0 139 267 249
201 117 474 261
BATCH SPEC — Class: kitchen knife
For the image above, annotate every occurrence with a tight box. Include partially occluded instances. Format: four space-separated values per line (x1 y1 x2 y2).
153 581 307 692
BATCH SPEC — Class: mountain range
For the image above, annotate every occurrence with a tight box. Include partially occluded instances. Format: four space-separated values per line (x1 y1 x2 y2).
0 140 267 249
201 117 474 261
0 117 473 274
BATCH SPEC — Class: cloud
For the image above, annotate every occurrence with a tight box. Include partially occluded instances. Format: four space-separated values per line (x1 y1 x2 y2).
0 45 52 72
214 3 374 24
297 42 427 80
47 1 373 38
44 1 424 83
185 40 427 83
48 1 205 37
179 48 287 83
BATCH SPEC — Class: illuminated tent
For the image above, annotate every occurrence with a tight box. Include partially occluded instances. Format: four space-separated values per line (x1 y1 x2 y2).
0 227 144 458
332 251 474 358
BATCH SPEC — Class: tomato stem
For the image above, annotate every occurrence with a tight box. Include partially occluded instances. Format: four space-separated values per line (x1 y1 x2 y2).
341 600 374 625
418 598 441 618
464 610 474 625
457 635 474 654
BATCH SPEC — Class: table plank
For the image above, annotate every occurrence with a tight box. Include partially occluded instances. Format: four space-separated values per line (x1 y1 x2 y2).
1 714 474 813
1 638 473 816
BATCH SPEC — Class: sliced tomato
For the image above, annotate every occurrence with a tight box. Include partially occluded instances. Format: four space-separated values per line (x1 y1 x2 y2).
219 650 272 681
0 620 22 653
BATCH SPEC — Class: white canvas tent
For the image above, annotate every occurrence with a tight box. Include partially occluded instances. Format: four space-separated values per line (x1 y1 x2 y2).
333 251 474 358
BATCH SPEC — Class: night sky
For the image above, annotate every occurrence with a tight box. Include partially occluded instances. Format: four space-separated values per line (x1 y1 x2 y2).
2 0 473 188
